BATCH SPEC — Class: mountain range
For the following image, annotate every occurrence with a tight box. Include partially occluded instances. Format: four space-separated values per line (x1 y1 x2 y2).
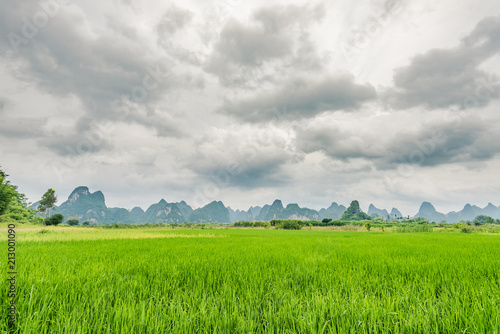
31 186 500 224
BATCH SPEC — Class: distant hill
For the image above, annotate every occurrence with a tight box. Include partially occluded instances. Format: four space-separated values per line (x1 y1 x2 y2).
43 186 500 224
107 207 135 224
413 202 500 223
249 206 262 218
319 202 346 220
175 201 193 220
280 203 320 220
57 186 115 223
413 202 489 223
189 201 230 224
256 204 271 221
130 207 145 222
143 199 186 223
390 208 403 221
341 200 371 221
263 200 284 220
368 204 389 220
414 202 446 223
228 207 253 223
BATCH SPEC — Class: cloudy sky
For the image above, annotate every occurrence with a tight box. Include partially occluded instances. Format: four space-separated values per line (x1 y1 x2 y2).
1 0 500 215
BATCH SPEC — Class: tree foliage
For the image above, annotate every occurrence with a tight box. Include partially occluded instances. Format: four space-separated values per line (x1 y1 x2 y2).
39 188 57 218
473 215 495 226
0 167 35 223
45 214 64 226
0 168 14 215
66 217 80 226
273 220 302 230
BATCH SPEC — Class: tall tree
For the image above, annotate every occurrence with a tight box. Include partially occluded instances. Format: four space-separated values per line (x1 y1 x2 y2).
0 167 35 223
0 168 14 215
38 188 57 218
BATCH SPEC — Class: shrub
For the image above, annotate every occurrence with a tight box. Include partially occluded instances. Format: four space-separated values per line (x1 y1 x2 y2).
473 215 494 226
82 221 91 226
66 217 80 226
234 221 254 227
45 214 64 226
330 220 347 226
394 223 433 233
461 226 473 233
234 221 271 228
277 220 302 230
253 221 270 228
32 216 44 225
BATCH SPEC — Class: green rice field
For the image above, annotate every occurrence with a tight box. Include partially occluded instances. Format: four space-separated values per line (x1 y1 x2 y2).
2 226 500 333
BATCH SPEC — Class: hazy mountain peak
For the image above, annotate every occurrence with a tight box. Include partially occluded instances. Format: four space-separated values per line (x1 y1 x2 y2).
415 202 446 222
70 186 90 196
131 207 144 214
68 186 90 203
271 199 283 208
92 191 105 204
390 208 403 218
367 204 389 219
420 202 436 210
328 202 339 209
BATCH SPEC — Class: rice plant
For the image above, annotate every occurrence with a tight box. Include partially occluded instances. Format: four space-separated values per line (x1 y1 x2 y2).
1 227 499 333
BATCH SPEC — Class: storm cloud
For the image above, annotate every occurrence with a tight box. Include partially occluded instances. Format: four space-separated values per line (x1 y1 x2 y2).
387 15 500 110
221 74 376 122
0 1 196 141
295 114 500 169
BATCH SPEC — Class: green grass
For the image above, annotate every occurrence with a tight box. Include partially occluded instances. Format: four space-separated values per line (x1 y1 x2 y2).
2 227 500 333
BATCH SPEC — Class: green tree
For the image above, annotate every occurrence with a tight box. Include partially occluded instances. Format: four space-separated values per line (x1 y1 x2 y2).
66 217 80 226
473 215 495 226
45 214 63 226
38 188 57 218
364 222 372 231
0 168 14 215
0 167 35 223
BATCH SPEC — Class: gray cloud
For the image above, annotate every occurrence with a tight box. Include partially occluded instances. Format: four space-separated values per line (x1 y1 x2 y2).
157 5 193 44
0 98 6 113
296 124 380 161
204 4 325 86
221 74 376 122
387 15 500 110
295 116 500 169
0 116 47 139
0 1 196 145
384 121 497 167
38 128 113 157
184 126 302 189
